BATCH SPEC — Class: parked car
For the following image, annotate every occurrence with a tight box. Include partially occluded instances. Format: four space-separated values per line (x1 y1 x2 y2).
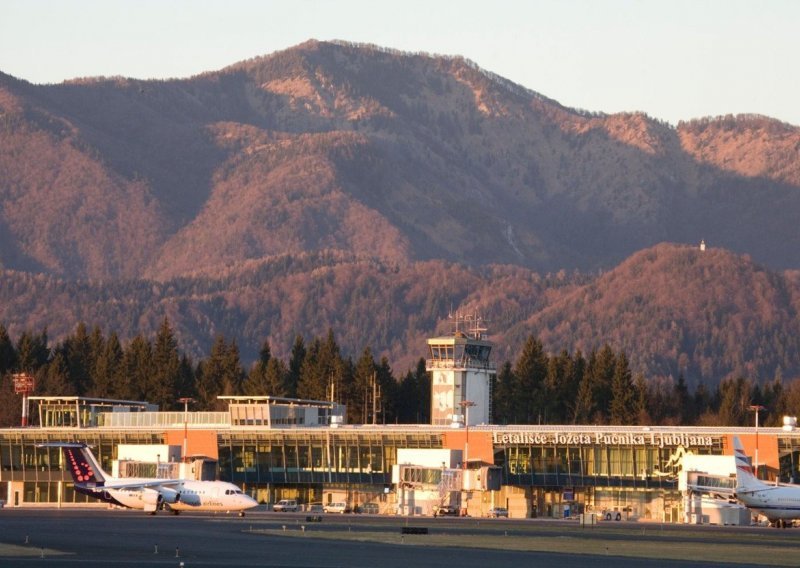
323 502 351 514
273 499 298 512
433 505 459 517
488 507 508 518
361 503 380 514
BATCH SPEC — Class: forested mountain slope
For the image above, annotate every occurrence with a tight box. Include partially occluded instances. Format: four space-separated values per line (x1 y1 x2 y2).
1 245 798 386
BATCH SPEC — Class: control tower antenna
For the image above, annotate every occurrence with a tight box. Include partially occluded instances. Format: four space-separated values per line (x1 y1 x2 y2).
448 310 489 340
466 312 488 340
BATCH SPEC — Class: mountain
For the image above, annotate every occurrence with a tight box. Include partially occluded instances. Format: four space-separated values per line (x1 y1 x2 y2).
2 40 799 282
1 41 800 386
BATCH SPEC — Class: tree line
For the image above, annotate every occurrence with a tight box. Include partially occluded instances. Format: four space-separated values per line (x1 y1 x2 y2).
0 321 430 427
1 322 797 428
493 337 798 427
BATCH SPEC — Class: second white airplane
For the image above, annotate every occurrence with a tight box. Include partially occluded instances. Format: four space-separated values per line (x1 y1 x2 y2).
44 443 258 516
733 436 800 528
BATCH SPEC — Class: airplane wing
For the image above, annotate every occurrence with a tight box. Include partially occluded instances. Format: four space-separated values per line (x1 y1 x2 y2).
95 479 185 490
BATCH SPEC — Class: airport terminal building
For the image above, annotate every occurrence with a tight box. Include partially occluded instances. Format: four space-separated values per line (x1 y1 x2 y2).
2 329 800 523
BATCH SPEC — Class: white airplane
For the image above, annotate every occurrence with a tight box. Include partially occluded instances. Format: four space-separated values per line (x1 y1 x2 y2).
733 436 800 528
43 443 258 516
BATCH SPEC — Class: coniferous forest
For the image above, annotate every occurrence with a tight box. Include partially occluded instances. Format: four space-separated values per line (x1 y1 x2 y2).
2 320 797 429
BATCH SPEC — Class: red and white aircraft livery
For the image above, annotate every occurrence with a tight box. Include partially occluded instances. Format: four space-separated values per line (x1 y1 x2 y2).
44 443 258 516
733 436 800 528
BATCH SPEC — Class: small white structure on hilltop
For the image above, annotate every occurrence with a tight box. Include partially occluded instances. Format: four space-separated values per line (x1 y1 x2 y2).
427 312 495 426
700 239 706 251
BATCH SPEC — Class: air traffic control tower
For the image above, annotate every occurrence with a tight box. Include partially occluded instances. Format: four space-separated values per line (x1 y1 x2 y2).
427 314 495 426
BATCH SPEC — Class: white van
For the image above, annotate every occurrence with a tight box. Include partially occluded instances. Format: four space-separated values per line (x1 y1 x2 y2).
273 499 298 512
323 502 350 514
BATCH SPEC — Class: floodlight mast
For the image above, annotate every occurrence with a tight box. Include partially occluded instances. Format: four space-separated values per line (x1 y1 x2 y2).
13 373 35 427
748 404 766 478
178 397 194 461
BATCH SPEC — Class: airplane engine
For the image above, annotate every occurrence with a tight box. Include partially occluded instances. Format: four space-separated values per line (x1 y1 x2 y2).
141 488 162 512
158 487 181 505
178 492 201 507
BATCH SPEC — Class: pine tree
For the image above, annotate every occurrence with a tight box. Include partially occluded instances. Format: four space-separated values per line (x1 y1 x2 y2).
287 334 306 398
16 329 50 373
493 361 515 424
544 350 575 423
563 350 585 420
377 356 396 424
414 358 430 423
588 345 616 423
87 325 105 391
572 373 595 424
297 337 322 400
609 353 636 425
353 347 377 423
265 357 290 396
693 380 711 419
38 352 76 397
118 334 153 401
245 339 273 396
197 335 244 410
763 377 784 427
0 374 21 426
149 318 181 409
717 376 751 426
220 339 245 397
92 332 123 398
633 373 650 424
397 370 417 423
62 323 92 395
673 373 692 424
0 324 17 374
513 336 547 424
176 354 197 400
298 330 342 402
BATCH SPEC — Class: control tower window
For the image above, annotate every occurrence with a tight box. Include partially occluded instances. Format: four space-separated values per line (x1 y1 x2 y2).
429 345 454 361
457 344 492 363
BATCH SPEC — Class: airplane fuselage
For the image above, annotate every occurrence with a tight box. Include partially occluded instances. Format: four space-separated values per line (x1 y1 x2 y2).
78 478 256 513
737 484 800 522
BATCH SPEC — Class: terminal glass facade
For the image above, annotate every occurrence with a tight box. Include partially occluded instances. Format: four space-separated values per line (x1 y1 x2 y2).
497 439 724 487
3 407 800 522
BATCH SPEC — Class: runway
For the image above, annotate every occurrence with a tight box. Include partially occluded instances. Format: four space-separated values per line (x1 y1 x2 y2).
0 508 789 567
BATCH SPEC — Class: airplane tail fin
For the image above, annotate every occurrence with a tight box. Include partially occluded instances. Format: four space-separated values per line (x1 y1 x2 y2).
40 443 109 487
732 436 765 492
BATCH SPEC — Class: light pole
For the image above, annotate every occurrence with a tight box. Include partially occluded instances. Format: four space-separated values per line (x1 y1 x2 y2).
178 397 194 462
459 400 475 517
748 405 765 479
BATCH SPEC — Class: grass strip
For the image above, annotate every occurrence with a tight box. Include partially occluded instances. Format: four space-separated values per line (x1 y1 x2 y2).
249 527 798 566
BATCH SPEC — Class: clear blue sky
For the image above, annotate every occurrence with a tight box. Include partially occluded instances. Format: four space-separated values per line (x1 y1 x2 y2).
2 0 798 126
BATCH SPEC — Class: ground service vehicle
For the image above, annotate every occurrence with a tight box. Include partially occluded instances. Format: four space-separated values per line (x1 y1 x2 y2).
273 499 298 512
